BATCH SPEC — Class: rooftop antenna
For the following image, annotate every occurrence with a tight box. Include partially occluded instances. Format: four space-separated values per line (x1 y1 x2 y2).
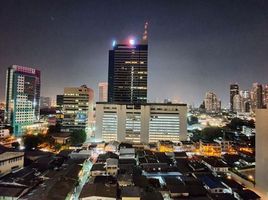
142 22 148 42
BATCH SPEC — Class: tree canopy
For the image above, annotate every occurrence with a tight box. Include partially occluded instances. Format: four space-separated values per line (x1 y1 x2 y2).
70 129 87 145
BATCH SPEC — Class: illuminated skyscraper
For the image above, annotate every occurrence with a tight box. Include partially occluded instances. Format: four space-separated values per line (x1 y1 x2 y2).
61 85 94 133
40 96 52 109
98 82 108 102
251 83 263 111
240 90 251 112
204 92 221 113
230 83 239 112
233 94 242 112
5 65 41 136
263 84 268 108
108 23 148 104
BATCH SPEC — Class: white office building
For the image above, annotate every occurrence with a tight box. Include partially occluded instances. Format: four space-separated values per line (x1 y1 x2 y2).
95 103 187 143
255 109 268 198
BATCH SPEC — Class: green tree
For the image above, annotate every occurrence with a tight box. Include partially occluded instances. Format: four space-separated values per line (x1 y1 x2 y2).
54 143 62 151
201 127 223 142
47 123 61 135
23 134 42 150
70 130 87 145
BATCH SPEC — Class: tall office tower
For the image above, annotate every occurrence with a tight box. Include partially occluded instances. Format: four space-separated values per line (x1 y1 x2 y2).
204 92 221 113
255 109 268 198
230 83 239 112
0 102 5 123
61 85 93 133
98 82 108 102
233 94 242 112
40 96 52 109
263 84 268 108
108 23 148 104
5 65 40 136
240 90 251 112
56 95 64 108
251 83 263 111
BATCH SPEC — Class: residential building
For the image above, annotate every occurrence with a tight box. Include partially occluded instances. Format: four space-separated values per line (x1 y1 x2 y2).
79 183 117 200
204 92 221 113
0 128 10 139
106 158 118 176
98 82 108 102
5 65 41 136
199 141 222 157
201 157 229 174
95 102 187 143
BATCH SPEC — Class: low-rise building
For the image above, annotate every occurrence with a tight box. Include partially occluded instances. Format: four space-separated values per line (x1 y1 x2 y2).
51 132 71 144
90 163 106 177
0 128 10 139
121 186 141 200
79 183 117 200
202 157 229 174
0 152 24 176
106 158 118 176
200 141 222 157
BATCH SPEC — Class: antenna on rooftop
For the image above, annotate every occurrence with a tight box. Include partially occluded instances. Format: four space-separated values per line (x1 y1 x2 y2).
142 22 148 42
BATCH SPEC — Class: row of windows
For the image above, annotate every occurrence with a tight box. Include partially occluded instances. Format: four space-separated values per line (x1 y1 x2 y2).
0 156 23 166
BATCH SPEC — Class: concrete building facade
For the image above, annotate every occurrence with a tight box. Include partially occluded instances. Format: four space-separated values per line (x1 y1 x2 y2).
5 65 41 136
95 103 187 143
255 109 268 198
61 85 94 133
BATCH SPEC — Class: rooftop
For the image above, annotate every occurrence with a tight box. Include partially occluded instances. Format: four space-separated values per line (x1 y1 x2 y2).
121 186 141 197
0 184 28 198
0 152 24 161
79 183 117 198
202 157 229 168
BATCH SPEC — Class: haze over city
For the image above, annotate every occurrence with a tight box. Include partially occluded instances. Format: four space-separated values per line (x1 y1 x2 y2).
0 0 268 106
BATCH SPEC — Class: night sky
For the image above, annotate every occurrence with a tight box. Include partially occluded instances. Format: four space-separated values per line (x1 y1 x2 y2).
0 0 268 107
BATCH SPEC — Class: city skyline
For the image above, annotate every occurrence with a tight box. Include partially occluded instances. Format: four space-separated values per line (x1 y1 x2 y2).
1 0 268 106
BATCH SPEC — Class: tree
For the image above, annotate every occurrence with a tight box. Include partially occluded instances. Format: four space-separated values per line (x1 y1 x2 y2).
201 127 223 142
70 130 87 145
47 123 61 135
54 143 62 151
23 134 42 150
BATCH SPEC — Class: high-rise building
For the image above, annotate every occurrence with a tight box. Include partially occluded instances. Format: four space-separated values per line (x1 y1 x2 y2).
230 83 239 112
5 65 41 136
251 83 263 111
204 92 221 113
233 94 242 113
95 103 187 143
0 102 5 123
108 23 148 104
239 90 251 113
255 109 268 198
263 84 268 108
61 85 93 133
40 96 52 109
98 82 108 102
